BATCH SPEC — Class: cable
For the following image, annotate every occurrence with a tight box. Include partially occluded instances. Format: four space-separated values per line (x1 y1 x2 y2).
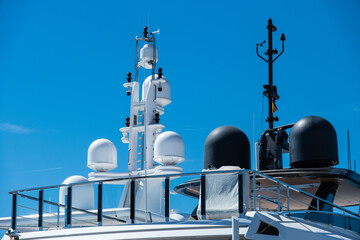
260 95 264 133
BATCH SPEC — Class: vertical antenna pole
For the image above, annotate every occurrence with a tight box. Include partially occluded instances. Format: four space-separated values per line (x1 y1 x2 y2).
354 160 357 172
347 129 351 170
267 18 274 129
257 19 285 131
152 37 156 80
135 39 139 82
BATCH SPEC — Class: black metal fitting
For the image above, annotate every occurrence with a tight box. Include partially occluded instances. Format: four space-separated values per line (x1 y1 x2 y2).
143 26 148 38
281 33 286 42
154 112 160 124
127 72 132 83
125 117 130 127
157 67 163 78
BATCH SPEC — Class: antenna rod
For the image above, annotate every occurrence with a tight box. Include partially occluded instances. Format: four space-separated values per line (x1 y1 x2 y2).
348 129 351 170
267 18 275 129
257 18 285 130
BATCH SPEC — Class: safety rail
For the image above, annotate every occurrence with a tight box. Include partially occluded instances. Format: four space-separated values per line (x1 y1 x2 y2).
287 211 360 233
5 170 360 232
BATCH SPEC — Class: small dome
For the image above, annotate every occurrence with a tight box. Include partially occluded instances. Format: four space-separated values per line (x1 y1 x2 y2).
87 139 117 172
59 175 94 211
154 131 184 165
289 116 339 168
204 126 250 169
139 44 158 69
142 74 171 107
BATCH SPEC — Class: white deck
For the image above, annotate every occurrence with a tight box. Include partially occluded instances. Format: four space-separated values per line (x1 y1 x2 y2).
2 212 360 240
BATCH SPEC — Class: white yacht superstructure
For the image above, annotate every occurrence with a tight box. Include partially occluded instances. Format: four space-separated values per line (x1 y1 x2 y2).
1 21 360 240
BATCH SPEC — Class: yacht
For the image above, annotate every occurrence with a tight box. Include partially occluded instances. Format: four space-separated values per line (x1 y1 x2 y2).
1 19 360 240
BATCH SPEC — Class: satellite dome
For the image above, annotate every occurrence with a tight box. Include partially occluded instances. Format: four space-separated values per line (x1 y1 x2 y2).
289 116 339 168
154 131 184 165
87 139 117 172
59 175 94 211
139 44 158 69
142 74 171 107
204 126 250 169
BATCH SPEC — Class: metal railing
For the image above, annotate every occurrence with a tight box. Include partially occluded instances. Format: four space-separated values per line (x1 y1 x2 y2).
6 169 360 233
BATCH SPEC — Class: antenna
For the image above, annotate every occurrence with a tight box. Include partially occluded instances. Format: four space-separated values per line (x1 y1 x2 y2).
257 19 289 171
256 18 286 129
347 129 352 170
354 160 357 172
121 26 166 173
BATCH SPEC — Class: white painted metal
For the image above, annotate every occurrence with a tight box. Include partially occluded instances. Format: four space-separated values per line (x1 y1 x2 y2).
255 142 260 171
143 77 158 170
232 216 239 240
245 211 359 240
0 219 251 240
126 81 140 172
121 73 169 172
2 212 359 239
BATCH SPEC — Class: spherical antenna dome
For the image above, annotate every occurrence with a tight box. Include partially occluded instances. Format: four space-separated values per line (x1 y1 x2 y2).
289 116 339 168
59 175 94 211
139 44 158 69
87 139 117 172
142 74 171 107
154 131 184 165
204 126 250 169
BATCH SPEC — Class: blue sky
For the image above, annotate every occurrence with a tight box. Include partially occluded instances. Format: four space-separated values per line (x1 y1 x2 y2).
0 0 360 221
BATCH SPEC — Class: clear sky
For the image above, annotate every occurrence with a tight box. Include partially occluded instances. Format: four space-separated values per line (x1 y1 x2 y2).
1 0 360 221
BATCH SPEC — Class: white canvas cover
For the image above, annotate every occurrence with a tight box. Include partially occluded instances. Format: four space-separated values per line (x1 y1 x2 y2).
197 167 249 220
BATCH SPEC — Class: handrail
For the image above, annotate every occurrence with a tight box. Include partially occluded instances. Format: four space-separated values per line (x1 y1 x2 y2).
7 169 360 231
9 169 250 194
9 169 360 218
17 192 126 223
287 210 360 233
253 171 360 219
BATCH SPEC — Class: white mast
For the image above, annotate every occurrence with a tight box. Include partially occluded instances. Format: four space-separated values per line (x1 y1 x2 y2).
120 27 169 173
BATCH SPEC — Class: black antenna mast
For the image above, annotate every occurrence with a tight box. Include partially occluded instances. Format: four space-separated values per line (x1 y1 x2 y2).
257 19 289 171
347 129 351 170
257 18 286 129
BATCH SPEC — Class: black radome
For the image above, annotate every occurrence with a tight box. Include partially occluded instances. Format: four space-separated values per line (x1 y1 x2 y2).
289 116 339 168
204 126 251 169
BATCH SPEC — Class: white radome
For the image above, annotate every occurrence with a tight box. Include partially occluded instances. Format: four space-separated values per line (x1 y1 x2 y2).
139 44 158 69
142 74 171 107
59 175 94 211
154 131 184 165
87 138 117 172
